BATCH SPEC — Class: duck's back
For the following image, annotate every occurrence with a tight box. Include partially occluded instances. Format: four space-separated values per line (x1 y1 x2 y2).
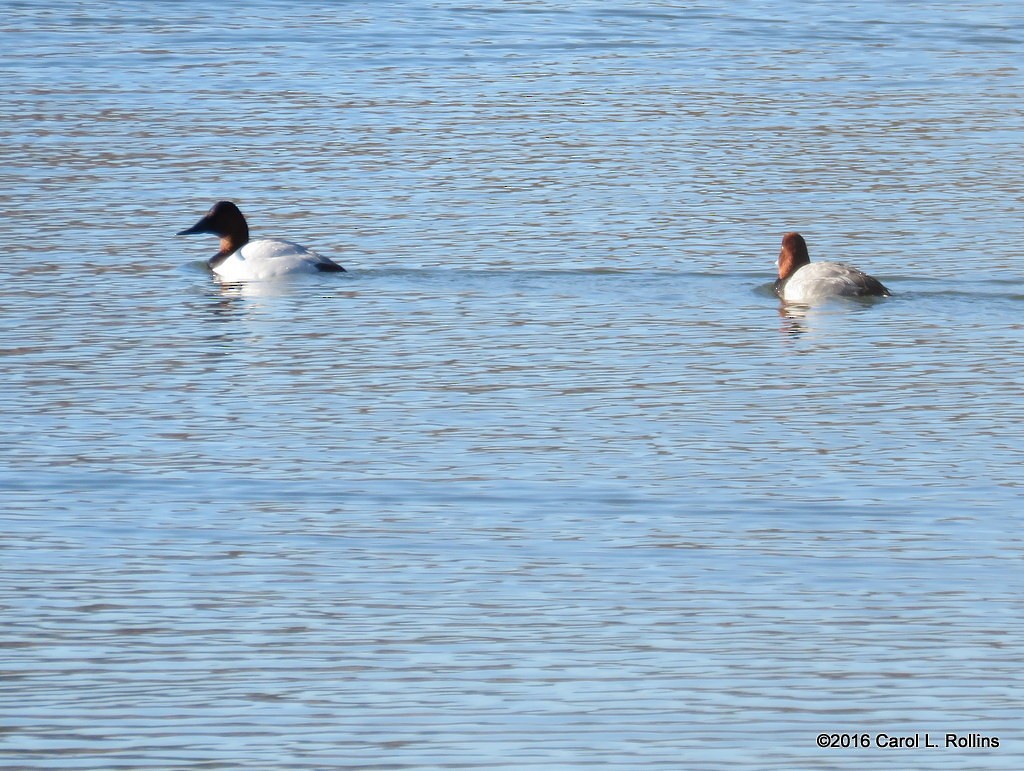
212 239 343 281
781 261 888 303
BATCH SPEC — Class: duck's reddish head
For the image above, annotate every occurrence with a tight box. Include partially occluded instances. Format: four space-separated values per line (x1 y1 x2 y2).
177 201 250 258
777 231 810 281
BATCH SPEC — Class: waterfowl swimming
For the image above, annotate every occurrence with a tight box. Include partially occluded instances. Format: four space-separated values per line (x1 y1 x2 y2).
774 232 889 303
177 201 345 280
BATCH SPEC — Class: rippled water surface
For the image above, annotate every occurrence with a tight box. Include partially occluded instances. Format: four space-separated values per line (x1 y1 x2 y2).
3 1 1024 768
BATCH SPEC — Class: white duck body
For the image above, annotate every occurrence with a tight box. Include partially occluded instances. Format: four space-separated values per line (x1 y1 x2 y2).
778 261 887 304
212 238 340 281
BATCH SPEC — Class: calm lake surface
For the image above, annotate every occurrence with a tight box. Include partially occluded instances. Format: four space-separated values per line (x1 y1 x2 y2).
2 1 1024 768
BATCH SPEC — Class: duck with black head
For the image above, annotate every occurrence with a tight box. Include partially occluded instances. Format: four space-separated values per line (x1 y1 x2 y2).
177 201 345 281
774 232 889 304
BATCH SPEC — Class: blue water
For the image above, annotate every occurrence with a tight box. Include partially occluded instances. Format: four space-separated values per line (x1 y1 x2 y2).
2 2 1023 768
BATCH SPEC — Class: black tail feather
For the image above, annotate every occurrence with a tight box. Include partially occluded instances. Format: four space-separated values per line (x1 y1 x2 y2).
316 262 346 273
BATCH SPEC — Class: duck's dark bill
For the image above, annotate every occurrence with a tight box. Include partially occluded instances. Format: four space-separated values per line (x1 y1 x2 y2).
177 217 214 236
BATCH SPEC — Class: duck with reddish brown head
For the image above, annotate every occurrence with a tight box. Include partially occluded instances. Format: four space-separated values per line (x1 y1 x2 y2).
774 232 888 304
177 201 345 281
